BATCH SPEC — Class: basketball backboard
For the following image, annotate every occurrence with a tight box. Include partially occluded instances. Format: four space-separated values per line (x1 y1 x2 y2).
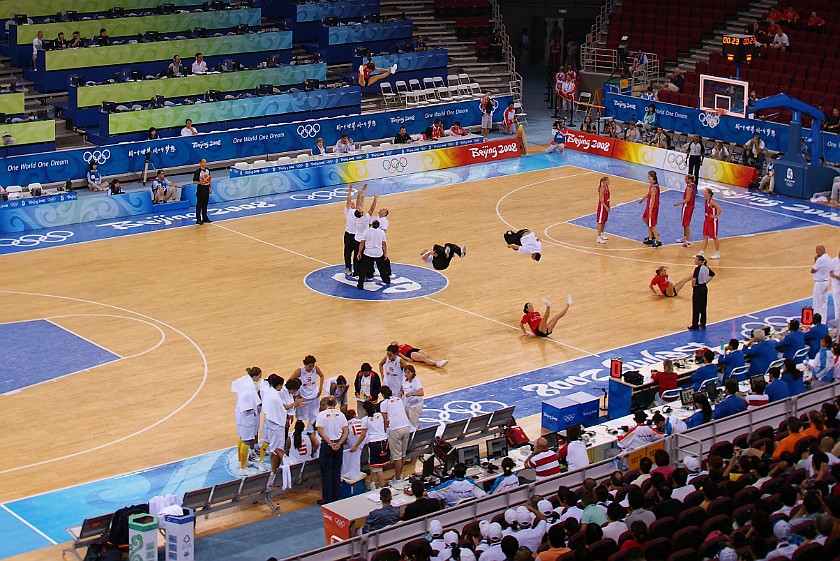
699 74 749 118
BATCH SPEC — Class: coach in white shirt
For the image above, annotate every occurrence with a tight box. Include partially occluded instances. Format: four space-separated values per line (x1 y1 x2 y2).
315 396 348 504
356 219 389 288
400 365 423 428
812 244 832 320
379 386 412 485
32 31 43 69
191 52 207 74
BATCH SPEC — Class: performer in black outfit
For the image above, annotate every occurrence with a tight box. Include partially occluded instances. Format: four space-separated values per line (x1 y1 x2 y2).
688 254 715 330
684 134 705 185
193 158 212 225
420 243 466 270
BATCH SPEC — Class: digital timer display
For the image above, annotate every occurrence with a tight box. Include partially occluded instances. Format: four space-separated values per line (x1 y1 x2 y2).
723 35 757 46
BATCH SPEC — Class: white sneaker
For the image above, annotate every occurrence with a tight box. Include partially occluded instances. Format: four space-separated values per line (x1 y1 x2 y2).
596 236 606 244
600 234 608 240
698 250 705 256
390 63 398 74
682 241 691 248
436 359 449 367
710 252 720 259
676 237 685 243
543 298 552 307
567 294 573 306
460 245 466 257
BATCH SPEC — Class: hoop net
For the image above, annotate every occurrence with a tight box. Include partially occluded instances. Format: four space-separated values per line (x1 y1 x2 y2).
704 108 724 128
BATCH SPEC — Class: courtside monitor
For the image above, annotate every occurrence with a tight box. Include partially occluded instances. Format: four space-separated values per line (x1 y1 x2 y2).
749 375 765 394
406 425 437 456
486 436 508 460
457 444 480 468
543 431 559 450
440 417 469 442
679 387 695 407
465 413 492 436
705 382 719 402
487 406 515 430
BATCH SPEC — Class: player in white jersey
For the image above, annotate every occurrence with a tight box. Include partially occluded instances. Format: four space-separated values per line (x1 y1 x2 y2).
231 366 262 470
286 420 316 464
262 374 297 486
351 193 379 277
343 184 368 276
341 410 366 479
288 355 324 437
379 343 407 396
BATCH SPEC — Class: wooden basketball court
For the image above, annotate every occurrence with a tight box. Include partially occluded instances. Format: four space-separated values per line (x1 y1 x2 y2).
0 162 823 550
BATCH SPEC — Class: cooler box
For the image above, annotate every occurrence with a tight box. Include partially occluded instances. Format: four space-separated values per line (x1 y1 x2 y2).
566 392 600 427
542 396 579 432
340 474 367 498
163 508 195 561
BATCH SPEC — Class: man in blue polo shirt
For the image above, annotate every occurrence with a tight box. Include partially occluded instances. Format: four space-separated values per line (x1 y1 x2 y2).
764 367 790 402
718 339 746 381
743 329 778 376
691 349 718 391
803 313 829 359
775 319 806 363
713 379 746 419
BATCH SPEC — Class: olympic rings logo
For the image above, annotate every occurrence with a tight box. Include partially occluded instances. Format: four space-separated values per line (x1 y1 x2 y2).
418 400 508 427
82 149 111 165
698 112 721 129
289 187 353 201
296 123 321 138
0 230 74 247
666 153 687 169
382 157 408 174
564 414 578 423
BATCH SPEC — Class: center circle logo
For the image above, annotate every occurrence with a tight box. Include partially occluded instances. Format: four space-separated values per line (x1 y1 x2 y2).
304 263 448 301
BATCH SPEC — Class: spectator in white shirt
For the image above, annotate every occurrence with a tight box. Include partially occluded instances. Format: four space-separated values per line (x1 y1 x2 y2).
512 506 547 552
812 244 832 320
670 468 695 502
32 31 43 69
191 52 207 74
180 118 198 136
335 133 355 153
559 424 590 472
771 30 790 51
602 502 629 543
617 411 663 451
554 487 583 522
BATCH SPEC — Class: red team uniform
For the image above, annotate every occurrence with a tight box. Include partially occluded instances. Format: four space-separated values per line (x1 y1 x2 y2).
703 199 718 238
643 183 660 227
521 311 543 335
651 274 671 294
596 183 610 224
681 184 696 227
358 65 371 85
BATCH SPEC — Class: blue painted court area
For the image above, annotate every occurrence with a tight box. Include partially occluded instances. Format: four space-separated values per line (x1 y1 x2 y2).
0 507 54 559
0 320 120 395
569 187 817 245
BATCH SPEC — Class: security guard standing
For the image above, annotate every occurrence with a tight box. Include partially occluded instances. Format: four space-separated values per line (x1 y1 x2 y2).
193 158 212 225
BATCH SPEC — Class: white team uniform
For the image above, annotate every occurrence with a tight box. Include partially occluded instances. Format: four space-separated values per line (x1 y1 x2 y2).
262 385 292 451
295 365 321 433
341 418 366 479
381 356 405 395
286 434 315 465
231 375 261 440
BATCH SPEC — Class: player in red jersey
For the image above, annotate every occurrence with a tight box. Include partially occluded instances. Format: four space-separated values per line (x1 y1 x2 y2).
649 265 694 297
638 170 662 247
673 174 696 248
520 295 573 338
595 176 610 244
699 188 722 259
391 340 448 368
357 60 398 87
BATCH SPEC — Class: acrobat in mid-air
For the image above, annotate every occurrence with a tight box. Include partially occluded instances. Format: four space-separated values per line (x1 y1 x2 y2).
358 61 398 87
504 229 542 261
519 295 573 337
420 243 466 270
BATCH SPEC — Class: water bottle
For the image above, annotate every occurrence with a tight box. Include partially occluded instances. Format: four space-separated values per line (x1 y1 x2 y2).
720 339 725 353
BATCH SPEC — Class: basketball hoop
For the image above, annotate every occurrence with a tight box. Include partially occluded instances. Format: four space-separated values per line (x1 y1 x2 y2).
701 108 724 129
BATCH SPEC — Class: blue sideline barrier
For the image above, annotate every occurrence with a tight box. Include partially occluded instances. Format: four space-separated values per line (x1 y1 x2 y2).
0 96 512 187
603 92 840 162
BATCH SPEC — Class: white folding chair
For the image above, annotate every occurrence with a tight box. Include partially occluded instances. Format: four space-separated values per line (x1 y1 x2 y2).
792 347 809 362
576 91 592 119
422 78 439 102
395 80 417 107
728 365 749 382
432 76 450 101
766 358 785 375
234 162 250 170
379 82 398 107
408 79 429 105
458 73 481 96
296 154 312 162
6 185 23 199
